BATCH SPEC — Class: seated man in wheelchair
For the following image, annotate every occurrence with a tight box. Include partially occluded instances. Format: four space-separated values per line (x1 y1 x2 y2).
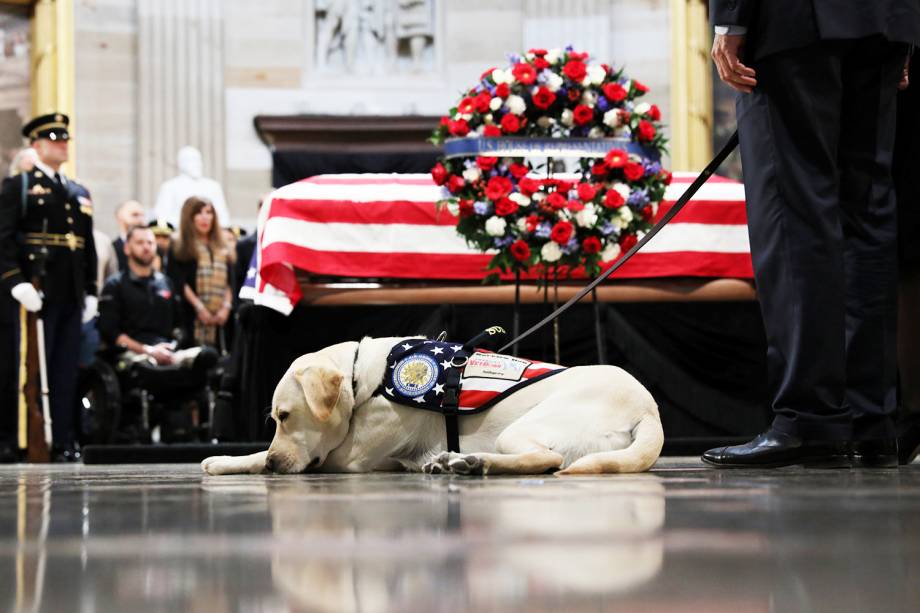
96 225 218 442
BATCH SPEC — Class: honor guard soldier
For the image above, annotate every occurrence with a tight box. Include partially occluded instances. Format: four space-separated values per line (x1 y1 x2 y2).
0 113 98 462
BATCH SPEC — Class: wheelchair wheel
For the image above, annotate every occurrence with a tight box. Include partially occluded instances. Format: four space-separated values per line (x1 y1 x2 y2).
77 359 122 445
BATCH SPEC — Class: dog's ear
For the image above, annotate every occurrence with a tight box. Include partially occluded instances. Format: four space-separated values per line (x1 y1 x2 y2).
294 366 344 423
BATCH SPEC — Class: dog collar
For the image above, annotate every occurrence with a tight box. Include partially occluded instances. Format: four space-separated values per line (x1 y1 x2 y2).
351 341 361 402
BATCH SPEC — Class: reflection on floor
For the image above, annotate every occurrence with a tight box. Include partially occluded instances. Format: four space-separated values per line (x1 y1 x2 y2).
1 458 919 612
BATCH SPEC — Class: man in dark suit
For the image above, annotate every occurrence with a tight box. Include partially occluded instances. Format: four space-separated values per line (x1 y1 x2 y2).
0 113 98 461
704 1 920 468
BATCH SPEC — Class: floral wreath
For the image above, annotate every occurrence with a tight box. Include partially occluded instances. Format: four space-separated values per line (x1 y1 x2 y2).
430 46 671 280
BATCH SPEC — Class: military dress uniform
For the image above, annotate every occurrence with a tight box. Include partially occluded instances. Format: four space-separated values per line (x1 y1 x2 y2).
0 114 97 459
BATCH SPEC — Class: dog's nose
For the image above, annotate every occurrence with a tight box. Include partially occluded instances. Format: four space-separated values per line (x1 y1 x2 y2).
265 455 276 472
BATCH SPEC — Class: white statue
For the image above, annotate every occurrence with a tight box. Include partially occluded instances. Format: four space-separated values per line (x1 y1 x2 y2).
153 146 231 228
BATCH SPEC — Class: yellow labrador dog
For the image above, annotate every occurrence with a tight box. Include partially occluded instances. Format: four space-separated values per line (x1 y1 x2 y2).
201 336 663 476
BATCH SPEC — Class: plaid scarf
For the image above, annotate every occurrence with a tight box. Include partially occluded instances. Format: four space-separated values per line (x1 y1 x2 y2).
194 242 228 347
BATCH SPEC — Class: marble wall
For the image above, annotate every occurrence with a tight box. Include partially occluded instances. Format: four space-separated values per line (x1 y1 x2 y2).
73 0 673 237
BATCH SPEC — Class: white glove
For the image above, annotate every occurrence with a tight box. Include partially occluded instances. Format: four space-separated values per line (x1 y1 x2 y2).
82 295 98 324
11 282 42 313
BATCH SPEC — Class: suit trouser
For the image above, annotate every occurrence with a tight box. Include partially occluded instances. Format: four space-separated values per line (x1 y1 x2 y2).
11 300 82 449
737 36 905 441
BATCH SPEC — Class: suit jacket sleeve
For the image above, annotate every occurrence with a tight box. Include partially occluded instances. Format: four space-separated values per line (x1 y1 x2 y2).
710 0 757 27
0 175 26 292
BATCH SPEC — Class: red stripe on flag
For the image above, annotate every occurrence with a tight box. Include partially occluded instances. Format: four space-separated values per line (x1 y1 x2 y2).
459 390 500 408
655 200 748 224
260 242 754 280
302 176 438 186
269 198 459 226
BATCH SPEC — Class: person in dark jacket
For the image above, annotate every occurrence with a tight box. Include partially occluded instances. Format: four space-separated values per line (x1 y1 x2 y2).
704 1 920 468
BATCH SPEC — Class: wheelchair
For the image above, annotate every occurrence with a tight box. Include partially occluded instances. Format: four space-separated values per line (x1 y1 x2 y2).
77 346 221 445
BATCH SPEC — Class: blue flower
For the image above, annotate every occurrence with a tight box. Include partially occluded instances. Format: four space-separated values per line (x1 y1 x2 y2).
535 222 552 238
601 222 619 237
494 236 515 248
565 44 574 52
597 96 610 112
474 201 492 215
627 188 650 208
561 237 580 254
508 53 521 64
644 161 662 176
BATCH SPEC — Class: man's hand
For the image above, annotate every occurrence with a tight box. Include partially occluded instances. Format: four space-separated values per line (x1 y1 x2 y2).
899 54 911 91
144 343 175 365
712 34 757 93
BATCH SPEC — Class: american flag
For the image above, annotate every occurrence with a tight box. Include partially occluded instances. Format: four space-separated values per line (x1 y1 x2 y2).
248 172 751 314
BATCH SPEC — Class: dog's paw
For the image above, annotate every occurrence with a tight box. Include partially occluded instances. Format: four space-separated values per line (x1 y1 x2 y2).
201 455 240 475
421 451 452 474
447 453 485 475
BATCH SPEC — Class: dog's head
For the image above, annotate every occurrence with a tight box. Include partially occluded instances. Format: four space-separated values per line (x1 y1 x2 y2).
266 352 353 474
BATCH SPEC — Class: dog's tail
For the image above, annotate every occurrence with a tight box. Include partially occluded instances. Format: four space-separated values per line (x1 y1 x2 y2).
557 413 664 474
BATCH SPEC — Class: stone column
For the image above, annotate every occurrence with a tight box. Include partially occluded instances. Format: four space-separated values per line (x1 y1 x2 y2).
137 0 225 212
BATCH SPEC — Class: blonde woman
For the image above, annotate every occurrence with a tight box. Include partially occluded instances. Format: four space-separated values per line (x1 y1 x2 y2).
167 196 234 350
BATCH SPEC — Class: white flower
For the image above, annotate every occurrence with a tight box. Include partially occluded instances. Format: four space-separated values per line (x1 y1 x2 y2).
560 109 574 127
587 64 606 85
601 242 621 262
634 102 651 115
485 216 507 237
505 94 527 115
446 200 460 216
541 241 563 262
491 68 513 84
509 192 531 207
544 72 564 92
489 97 502 111
615 206 634 229
603 109 622 128
484 113 494 124
581 90 597 106
611 183 631 201
532 191 546 203
525 52 535 61
516 218 529 232
587 127 603 139
537 116 553 128
575 204 598 228
462 167 481 183
558 209 573 221
545 48 562 64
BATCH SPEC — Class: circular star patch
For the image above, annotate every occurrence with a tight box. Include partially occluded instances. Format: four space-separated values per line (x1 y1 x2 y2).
392 353 439 397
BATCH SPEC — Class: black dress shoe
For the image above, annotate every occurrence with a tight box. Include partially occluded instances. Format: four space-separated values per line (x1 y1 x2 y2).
52 445 82 463
850 439 899 468
898 414 920 465
702 430 851 468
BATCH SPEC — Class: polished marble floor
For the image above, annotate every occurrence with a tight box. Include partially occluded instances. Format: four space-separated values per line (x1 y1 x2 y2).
1 458 919 613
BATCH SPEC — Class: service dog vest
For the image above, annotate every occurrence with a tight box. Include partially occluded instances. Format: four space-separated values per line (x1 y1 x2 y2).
379 338 566 414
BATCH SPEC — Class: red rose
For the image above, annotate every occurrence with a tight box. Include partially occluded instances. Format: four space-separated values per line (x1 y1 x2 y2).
661 170 673 185
633 80 650 94
495 83 510 98
473 91 492 113
457 97 475 114
447 175 465 194
545 192 567 210
637 120 656 142
480 66 497 80
568 51 589 61
532 86 556 110
648 104 661 121
512 62 537 85
510 239 531 262
519 177 541 196
577 182 597 201
556 180 574 193
458 199 475 217
550 220 574 245
602 83 627 102
439 116 450 127
562 60 587 82
620 233 638 251
476 156 498 172
485 176 513 200
483 124 502 137
641 205 654 221
501 113 522 134
620 110 631 123
431 162 448 186
448 119 470 137
582 236 602 254
567 199 584 212
573 104 594 126
604 189 625 209
604 149 628 168
567 88 581 102
495 197 519 216
591 161 608 176
509 163 529 179
525 214 540 232
529 48 547 56
533 57 550 70
623 162 645 181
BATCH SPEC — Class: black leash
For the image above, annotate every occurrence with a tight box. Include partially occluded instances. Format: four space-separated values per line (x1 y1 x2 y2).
498 131 740 354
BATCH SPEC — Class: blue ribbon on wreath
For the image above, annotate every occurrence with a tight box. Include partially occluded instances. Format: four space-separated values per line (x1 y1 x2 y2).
443 136 661 162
